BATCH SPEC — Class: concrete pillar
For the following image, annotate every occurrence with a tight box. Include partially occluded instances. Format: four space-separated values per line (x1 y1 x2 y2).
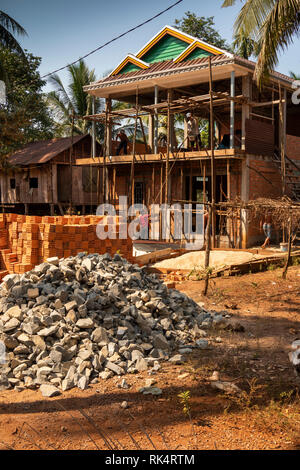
241 74 252 151
154 86 159 154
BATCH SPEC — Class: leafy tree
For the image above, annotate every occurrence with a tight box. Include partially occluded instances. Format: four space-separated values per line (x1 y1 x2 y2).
47 60 104 139
174 12 232 51
222 0 300 85
0 48 55 162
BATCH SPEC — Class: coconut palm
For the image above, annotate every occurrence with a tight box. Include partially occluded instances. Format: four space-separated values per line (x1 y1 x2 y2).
232 30 260 59
290 71 300 80
0 10 27 83
0 10 27 54
222 0 300 85
47 60 104 137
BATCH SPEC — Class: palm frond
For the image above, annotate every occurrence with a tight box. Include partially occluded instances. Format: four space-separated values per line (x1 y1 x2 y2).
254 0 300 84
48 74 73 111
0 10 27 56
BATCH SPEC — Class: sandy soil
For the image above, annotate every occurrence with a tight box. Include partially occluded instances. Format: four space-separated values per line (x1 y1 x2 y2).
153 250 267 270
0 265 300 450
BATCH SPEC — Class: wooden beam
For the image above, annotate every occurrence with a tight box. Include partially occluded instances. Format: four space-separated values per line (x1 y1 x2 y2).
209 56 216 248
75 149 243 166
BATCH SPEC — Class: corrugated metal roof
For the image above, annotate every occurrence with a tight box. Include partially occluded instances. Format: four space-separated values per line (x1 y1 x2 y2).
8 135 87 166
84 54 293 91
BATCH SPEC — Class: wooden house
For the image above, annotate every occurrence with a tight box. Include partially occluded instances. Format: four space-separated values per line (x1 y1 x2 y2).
0 134 102 214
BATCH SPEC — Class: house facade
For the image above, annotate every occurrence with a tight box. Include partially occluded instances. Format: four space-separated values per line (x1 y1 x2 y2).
82 25 300 248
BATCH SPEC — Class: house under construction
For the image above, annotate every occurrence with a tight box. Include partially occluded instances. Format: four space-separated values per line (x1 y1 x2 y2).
81 25 300 248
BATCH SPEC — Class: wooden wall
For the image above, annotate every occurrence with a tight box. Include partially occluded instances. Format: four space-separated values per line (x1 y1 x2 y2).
0 166 52 204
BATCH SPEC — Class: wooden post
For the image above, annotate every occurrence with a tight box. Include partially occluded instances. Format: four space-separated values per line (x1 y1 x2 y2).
282 215 292 279
165 89 172 204
139 116 148 153
203 205 212 296
152 165 155 204
230 71 235 149
189 160 192 241
112 166 116 205
160 162 163 240
203 162 206 204
130 89 139 207
148 114 154 153
102 104 108 204
279 85 287 196
209 57 216 248
180 164 184 201
154 85 159 154
106 98 112 157
69 113 74 212
92 96 96 159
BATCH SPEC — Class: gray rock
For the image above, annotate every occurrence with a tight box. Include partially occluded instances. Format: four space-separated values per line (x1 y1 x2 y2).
196 339 209 349
139 386 162 395
169 354 186 364
105 361 124 376
40 384 61 397
153 333 169 350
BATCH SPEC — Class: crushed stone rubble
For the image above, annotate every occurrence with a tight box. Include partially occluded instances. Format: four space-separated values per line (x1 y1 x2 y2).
0 253 237 396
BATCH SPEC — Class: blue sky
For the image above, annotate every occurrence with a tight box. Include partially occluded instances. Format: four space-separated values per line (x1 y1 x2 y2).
2 0 300 92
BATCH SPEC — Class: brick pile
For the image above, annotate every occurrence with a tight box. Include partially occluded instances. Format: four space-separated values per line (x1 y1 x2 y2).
0 214 133 278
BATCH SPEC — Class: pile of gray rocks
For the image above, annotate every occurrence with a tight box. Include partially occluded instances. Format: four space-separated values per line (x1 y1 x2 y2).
0 253 229 396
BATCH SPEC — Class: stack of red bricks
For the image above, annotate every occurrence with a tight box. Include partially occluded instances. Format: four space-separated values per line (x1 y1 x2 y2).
0 214 133 278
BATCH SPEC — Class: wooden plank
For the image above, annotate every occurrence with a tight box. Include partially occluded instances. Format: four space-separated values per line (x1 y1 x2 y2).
135 248 185 265
75 149 243 166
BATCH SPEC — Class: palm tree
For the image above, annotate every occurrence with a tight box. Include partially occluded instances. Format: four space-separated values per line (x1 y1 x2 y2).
0 10 27 82
0 10 27 54
47 60 104 137
232 30 260 59
222 0 300 85
290 71 300 80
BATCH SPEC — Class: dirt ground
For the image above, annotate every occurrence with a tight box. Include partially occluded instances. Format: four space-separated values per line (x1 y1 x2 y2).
0 264 300 451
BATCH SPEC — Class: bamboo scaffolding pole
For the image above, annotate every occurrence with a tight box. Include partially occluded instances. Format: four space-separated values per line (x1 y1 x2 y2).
130 90 139 206
279 84 286 196
165 90 171 205
102 106 108 204
138 116 149 153
209 56 216 248
69 113 74 212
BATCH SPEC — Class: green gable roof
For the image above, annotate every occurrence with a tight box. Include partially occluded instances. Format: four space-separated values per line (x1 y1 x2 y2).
119 62 142 74
141 34 188 64
182 48 212 61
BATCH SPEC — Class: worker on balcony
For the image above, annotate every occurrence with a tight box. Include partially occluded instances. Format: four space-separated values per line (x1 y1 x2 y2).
186 113 201 150
116 129 129 155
